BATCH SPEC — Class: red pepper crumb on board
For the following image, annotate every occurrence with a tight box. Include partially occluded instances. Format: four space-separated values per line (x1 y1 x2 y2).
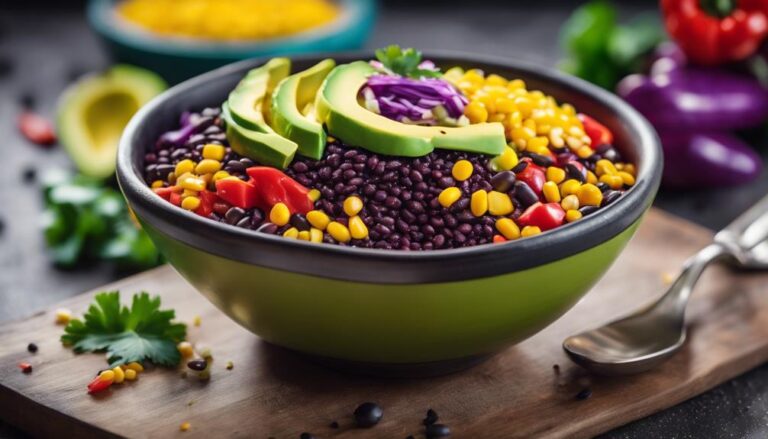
17 112 56 146
18 362 32 373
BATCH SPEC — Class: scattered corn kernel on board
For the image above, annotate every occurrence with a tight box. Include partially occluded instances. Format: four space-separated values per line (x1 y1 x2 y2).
2 209 768 439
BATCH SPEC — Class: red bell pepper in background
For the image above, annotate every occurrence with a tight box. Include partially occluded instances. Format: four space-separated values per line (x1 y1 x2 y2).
515 158 546 195
578 114 614 148
215 178 260 209
246 167 313 214
18 112 57 146
661 0 768 66
517 202 566 231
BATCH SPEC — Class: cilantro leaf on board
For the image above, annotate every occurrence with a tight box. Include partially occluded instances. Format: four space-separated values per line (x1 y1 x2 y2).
61 291 187 367
375 45 442 78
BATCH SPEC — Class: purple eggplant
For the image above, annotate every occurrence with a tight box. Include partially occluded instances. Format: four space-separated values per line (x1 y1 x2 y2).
618 66 768 132
658 130 763 188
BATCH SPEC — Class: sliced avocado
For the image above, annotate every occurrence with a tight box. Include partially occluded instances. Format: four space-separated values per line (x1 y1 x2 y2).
315 61 507 157
271 59 336 160
222 103 297 169
57 65 166 179
228 58 291 132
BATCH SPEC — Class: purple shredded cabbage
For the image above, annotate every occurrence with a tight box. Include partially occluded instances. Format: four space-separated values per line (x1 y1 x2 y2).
363 74 468 125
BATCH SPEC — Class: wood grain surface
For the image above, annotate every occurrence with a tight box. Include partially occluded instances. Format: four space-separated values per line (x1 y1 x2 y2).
1 209 767 439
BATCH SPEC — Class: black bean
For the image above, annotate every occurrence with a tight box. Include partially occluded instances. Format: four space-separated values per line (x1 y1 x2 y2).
299 433 315 439
579 206 599 216
187 360 207 371
529 153 554 167
27 343 38 353
22 166 36 184
511 161 528 173
566 163 586 183
235 217 252 229
490 171 516 192
225 160 246 173
329 421 339 429
257 223 279 234
290 214 310 231
352 401 383 426
596 182 610 192
425 424 451 438
18 91 35 109
225 207 245 225
251 209 265 227
423 409 439 426
513 181 539 207
602 190 621 207
575 388 592 400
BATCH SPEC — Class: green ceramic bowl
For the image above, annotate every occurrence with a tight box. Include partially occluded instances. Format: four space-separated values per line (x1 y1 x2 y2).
87 0 377 84
117 53 662 375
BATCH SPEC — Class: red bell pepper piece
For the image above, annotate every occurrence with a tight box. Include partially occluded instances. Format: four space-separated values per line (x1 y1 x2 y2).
215 178 260 209
578 114 614 148
517 202 566 231
87 376 112 394
169 191 182 207
492 235 507 244
516 158 546 195
18 112 56 146
195 190 218 217
661 0 768 66
18 362 32 373
153 186 177 201
246 167 313 214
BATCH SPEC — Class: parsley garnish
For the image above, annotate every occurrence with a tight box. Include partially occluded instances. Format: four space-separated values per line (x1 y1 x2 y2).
61 291 187 367
374 45 442 78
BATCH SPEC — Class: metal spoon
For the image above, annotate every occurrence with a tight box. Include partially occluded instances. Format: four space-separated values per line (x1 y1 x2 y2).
563 194 768 376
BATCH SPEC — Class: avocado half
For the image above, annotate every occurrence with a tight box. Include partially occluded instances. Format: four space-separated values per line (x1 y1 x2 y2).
271 59 336 160
57 65 166 179
315 61 507 157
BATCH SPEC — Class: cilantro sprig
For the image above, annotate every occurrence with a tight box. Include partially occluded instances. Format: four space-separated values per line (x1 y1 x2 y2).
62 291 187 367
374 45 442 78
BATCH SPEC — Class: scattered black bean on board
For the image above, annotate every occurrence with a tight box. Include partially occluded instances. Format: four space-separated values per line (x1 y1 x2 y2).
27 343 38 353
353 402 383 428
186 359 207 371
425 423 452 438
22 166 37 184
575 388 593 400
329 421 339 429
423 408 439 426
299 433 315 439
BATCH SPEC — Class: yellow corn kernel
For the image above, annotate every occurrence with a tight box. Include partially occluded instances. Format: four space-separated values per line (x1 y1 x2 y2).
576 145 593 159
452 160 474 181
546 166 566 184
343 196 363 216
348 215 368 239
174 159 195 176
595 159 618 177
125 362 144 372
527 136 549 151
486 73 508 86
470 190 488 217
195 159 222 175
565 209 582 223
180 422 191 432
600 174 624 190
560 179 581 197
465 101 489 124
297 230 310 241
618 171 635 186
181 196 201 211
308 188 321 202
179 176 206 192
577 183 603 207
508 78 526 90
202 144 225 161
543 181 561 203
151 180 164 189
521 225 542 238
488 191 514 216
55 308 72 325
269 203 290 226
306 210 330 230
112 366 125 384
193 315 201 327
622 163 637 176
283 227 299 239
99 369 115 382
561 194 580 211
178 341 194 358
495 218 520 240
491 145 519 171
212 170 230 182
438 187 462 208
586 170 598 185
124 369 137 381
327 221 351 243
181 189 198 199
309 228 323 243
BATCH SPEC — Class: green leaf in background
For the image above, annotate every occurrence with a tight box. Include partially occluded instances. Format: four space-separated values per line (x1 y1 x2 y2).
62 291 187 367
560 1 665 90
41 170 163 270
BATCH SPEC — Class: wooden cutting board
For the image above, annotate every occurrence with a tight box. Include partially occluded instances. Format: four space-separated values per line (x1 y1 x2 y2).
2 209 768 439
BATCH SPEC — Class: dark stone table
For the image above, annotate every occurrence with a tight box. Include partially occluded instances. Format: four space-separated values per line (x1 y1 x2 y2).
1 1 767 437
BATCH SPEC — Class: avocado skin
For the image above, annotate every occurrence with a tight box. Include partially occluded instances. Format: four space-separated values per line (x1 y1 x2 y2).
222 103 297 170
228 58 291 132
271 59 336 160
315 61 507 157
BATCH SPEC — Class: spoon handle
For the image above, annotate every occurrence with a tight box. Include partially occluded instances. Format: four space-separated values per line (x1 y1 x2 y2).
715 194 768 251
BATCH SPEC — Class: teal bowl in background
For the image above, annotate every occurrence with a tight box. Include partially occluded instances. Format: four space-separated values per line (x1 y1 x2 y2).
117 53 662 376
87 0 377 84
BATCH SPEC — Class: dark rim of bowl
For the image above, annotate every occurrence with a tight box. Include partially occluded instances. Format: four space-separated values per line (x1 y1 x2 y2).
87 0 376 56
117 51 662 285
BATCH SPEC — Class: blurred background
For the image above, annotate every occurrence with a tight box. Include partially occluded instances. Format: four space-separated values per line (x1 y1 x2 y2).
2 0 768 437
